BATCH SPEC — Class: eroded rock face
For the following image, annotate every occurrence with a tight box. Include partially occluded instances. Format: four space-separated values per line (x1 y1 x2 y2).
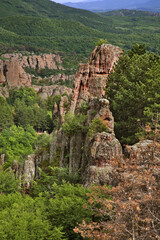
23 154 36 188
0 59 31 87
0 53 63 87
84 132 122 186
70 44 122 113
128 140 160 164
51 44 123 186
32 85 72 100
89 132 122 167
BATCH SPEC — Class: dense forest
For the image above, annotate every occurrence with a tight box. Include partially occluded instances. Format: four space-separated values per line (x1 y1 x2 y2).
0 0 160 71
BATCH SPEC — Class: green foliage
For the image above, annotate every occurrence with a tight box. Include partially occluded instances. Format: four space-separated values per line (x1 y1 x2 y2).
35 133 51 149
0 193 65 240
96 38 108 46
53 95 61 105
128 43 147 57
47 181 92 240
0 97 14 131
0 125 37 166
106 46 160 144
0 4 160 71
0 168 19 194
79 101 89 114
89 117 108 137
31 167 82 197
62 113 87 136
8 87 37 106
7 87 53 132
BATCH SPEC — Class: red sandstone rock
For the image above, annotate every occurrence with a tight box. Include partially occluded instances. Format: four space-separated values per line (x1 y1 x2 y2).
70 44 122 113
0 53 63 87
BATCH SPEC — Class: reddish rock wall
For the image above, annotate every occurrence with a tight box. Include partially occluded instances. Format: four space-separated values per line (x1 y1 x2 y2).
0 53 63 87
70 44 122 113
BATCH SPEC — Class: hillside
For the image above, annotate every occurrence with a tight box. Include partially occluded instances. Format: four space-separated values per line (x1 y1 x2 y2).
102 9 160 17
0 0 105 28
0 1 160 72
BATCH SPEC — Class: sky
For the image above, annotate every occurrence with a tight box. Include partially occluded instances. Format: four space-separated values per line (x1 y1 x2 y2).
54 0 88 3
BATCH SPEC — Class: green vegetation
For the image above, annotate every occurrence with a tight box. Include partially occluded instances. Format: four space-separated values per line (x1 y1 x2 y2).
0 166 92 240
0 1 159 70
0 87 57 167
0 125 37 166
0 167 19 194
0 97 14 131
8 87 53 132
89 117 108 137
96 38 108 46
0 192 65 240
106 44 160 144
62 113 87 136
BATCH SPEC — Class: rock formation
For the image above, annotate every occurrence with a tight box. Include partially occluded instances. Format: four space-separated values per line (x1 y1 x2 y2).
0 58 31 87
0 44 125 187
127 140 160 164
3 44 158 188
70 44 122 113
0 53 63 87
32 85 72 100
51 44 123 186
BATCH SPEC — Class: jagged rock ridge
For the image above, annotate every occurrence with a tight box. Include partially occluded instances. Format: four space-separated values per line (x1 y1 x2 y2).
0 53 63 87
70 44 122 113
51 44 123 186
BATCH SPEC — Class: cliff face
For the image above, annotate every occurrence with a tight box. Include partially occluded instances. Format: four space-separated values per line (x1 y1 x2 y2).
0 53 63 87
51 44 123 186
70 44 122 113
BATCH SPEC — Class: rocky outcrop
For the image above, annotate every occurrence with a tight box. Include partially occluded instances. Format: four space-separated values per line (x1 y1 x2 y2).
0 53 63 87
0 59 31 87
70 44 122 113
84 132 122 186
45 74 74 85
0 86 9 98
8 148 52 188
32 85 72 100
128 140 160 164
0 154 5 166
1 53 63 70
50 44 123 186
23 154 36 188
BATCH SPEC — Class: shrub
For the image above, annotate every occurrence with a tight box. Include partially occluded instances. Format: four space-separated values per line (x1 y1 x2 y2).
89 117 108 137
62 113 87 136
96 38 108 46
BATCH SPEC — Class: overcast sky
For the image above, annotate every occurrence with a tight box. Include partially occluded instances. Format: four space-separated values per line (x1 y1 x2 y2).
54 0 87 3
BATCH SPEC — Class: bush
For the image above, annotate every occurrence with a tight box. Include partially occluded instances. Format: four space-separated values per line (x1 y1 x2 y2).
0 167 19 194
0 193 65 240
62 113 87 136
0 96 14 131
89 117 108 137
0 125 37 166
96 38 108 46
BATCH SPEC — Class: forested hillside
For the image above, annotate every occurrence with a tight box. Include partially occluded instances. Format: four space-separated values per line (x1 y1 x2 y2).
0 0 160 71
